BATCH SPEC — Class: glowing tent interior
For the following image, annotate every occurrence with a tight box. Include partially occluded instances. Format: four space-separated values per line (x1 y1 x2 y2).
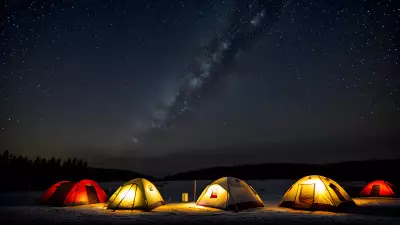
196 177 264 210
360 180 397 197
279 175 355 210
106 178 164 210
39 179 108 206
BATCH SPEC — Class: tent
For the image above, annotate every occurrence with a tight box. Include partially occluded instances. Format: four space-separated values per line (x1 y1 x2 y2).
360 180 397 197
196 177 264 210
39 180 70 204
39 179 108 206
106 178 164 210
279 175 355 210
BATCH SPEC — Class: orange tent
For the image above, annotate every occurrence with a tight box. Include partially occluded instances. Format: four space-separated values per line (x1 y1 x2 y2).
360 180 397 197
39 179 108 206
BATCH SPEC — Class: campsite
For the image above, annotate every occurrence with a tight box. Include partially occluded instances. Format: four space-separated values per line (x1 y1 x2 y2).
2 0 399 224
1 179 400 225
1 152 400 224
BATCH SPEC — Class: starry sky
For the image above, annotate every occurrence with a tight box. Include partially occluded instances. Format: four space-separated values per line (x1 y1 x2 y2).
1 0 399 176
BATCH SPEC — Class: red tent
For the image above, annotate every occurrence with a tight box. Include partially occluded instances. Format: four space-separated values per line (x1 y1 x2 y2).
39 179 108 206
39 180 70 204
360 180 397 197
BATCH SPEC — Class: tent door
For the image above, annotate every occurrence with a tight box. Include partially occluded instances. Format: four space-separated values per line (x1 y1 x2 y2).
86 185 100 204
295 184 315 208
370 185 380 197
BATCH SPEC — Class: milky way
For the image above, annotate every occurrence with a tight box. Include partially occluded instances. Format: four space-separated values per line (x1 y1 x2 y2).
144 0 292 134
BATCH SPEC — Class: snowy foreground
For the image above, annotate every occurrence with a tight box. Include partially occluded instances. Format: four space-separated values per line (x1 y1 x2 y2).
1 180 400 225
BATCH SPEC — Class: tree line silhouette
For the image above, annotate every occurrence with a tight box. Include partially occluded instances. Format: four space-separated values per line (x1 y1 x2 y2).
0 150 148 191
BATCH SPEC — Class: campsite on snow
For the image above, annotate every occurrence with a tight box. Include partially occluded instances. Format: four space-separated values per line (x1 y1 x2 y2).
1 153 400 225
1 177 400 224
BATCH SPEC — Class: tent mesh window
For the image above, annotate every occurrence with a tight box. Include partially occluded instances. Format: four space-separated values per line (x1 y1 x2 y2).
329 183 346 201
210 188 218 198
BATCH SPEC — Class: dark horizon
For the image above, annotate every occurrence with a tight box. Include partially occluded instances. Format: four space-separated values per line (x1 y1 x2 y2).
40 135 400 177
2 146 399 181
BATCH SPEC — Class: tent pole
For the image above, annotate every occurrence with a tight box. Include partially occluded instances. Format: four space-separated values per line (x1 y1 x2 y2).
194 180 196 202
141 180 149 208
312 183 316 208
225 185 229 209
72 181 81 205
384 182 393 197
114 184 134 211
293 184 300 207
318 175 337 207
226 178 238 211
196 184 209 206
104 186 123 210
131 184 138 211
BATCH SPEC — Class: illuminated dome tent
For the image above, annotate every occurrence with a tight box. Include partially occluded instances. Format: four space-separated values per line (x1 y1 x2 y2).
360 180 397 197
279 175 355 210
39 179 108 206
106 178 164 210
196 177 264 210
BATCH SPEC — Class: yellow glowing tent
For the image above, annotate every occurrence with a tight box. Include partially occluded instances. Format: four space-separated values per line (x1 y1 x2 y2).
106 178 164 210
279 175 355 210
196 177 264 210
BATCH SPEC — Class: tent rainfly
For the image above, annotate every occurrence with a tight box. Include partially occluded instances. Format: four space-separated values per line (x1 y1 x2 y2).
39 179 108 206
360 180 397 197
106 178 164 211
196 177 264 210
279 175 355 211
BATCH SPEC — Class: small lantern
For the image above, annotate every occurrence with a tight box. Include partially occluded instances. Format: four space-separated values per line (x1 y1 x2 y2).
182 192 188 202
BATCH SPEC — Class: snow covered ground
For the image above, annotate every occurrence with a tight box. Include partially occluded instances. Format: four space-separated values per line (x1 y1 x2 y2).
1 179 400 225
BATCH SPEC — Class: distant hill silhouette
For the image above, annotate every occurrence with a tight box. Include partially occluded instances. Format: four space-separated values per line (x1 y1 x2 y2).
163 159 400 184
2 148 399 194
100 135 399 177
0 150 151 191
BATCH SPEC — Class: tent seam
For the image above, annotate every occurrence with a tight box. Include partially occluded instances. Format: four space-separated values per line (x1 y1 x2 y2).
141 180 149 208
107 186 123 210
318 175 336 207
131 184 138 211
114 184 134 210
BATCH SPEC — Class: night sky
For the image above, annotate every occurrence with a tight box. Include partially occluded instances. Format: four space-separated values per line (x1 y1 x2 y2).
1 0 399 176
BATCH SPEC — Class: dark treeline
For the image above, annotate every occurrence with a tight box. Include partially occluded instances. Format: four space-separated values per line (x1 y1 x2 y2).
164 159 400 185
0 150 150 191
